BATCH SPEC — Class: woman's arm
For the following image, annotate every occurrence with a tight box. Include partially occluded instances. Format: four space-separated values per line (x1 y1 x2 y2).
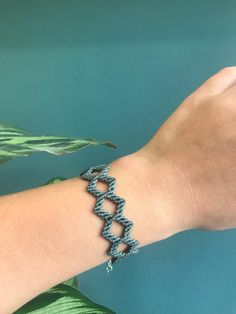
0 155 176 314
0 66 236 313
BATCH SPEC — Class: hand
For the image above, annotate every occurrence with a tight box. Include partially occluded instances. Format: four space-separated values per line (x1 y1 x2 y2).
125 67 236 235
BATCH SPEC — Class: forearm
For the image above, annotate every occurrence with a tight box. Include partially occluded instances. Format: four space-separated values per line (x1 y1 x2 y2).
0 154 173 313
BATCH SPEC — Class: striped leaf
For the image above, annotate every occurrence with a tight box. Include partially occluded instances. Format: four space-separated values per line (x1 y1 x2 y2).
0 123 117 165
15 284 116 314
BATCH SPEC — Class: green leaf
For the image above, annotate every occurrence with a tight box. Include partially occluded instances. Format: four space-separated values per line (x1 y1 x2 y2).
0 123 117 165
43 177 67 185
63 277 78 288
15 284 116 314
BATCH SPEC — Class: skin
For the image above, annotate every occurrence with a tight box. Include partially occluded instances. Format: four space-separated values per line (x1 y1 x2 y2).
136 66 236 232
0 66 235 313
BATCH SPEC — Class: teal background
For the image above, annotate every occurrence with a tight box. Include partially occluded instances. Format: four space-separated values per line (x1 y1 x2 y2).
0 1 236 313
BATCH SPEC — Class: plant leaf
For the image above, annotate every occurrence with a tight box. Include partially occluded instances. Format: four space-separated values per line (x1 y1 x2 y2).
15 284 116 314
43 176 67 185
63 277 78 288
0 123 117 165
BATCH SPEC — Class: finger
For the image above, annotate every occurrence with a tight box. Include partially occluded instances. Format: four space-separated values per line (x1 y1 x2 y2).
193 66 236 98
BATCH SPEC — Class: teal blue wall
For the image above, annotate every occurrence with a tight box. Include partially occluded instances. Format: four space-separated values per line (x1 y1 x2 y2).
0 1 236 313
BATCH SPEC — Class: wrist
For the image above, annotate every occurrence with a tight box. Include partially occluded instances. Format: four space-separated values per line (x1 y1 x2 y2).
108 152 185 248
134 149 199 233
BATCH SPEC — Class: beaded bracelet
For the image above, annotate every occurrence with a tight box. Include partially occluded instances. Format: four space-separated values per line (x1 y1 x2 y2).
79 164 140 273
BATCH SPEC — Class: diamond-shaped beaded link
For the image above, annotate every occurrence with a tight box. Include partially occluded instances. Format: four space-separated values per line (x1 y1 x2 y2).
80 164 140 273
